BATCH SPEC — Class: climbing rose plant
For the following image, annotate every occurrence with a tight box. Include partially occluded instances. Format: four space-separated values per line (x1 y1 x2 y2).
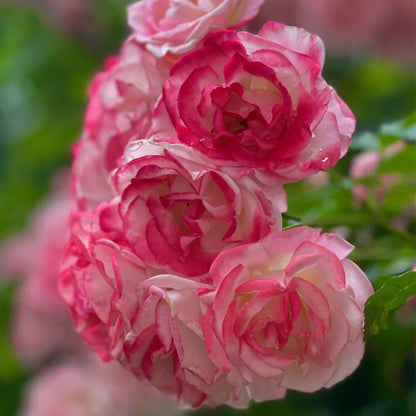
59 0 373 408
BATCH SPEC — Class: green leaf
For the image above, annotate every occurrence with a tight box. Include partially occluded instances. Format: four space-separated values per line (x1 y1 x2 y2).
349 132 380 151
0 284 24 380
379 143 416 174
364 271 416 340
380 113 416 142
282 213 304 230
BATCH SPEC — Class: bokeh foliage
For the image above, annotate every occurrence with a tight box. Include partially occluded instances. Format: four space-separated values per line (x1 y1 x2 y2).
0 3 414 416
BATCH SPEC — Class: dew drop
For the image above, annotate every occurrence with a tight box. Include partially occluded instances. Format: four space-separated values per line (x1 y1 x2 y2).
321 156 329 163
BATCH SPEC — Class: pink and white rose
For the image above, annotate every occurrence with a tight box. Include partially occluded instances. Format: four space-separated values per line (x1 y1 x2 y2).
201 226 373 402
158 23 355 183
60 214 149 362
60 221 222 406
113 140 285 277
120 274 221 407
73 38 169 211
128 0 265 57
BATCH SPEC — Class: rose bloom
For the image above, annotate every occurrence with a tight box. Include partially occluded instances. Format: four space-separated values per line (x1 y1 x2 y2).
349 150 381 179
200 226 373 403
19 357 182 416
60 219 225 407
128 0 265 57
111 140 285 277
349 141 408 207
73 38 169 212
0 173 82 365
158 23 355 183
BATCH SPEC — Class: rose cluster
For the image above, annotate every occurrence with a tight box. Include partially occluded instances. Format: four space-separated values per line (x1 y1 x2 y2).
59 0 373 408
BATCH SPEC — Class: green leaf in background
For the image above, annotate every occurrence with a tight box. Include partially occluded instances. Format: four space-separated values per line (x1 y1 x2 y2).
350 113 416 152
349 131 381 151
380 113 416 143
364 271 416 340
324 58 416 131
0 284 27 416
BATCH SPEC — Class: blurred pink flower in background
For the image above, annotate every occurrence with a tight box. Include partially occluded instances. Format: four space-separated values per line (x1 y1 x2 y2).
249 0 416 65
0 172 81 366
395 295 416 327
6 0 415 64
349 141 409 207
8 0 97 42
306 171 330 189
350 151 381 180
20 356 181 416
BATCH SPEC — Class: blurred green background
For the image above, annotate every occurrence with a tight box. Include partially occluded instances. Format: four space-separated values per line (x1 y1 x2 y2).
0 2 414 415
